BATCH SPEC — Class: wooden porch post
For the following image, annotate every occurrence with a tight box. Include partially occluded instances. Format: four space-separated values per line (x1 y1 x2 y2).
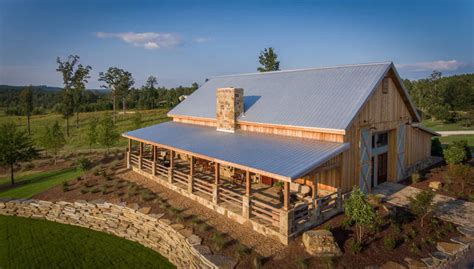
127 139 131 169
314 173 320 198
139 142 143 170
188 156 194 193
242 170 252 219
246 171 251 196
283 181 289 211
213 163 220 204
168 150 174 184
152 145 156 176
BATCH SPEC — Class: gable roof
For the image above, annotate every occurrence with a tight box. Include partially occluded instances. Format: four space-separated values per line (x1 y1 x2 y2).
169 62 420 131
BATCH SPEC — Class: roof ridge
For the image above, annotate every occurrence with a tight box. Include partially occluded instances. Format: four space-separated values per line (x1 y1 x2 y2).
211 61 393 79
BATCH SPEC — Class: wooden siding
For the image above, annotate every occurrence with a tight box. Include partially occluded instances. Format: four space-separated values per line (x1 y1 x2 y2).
342 75 421 191
296 154 342 192
405 126 432 166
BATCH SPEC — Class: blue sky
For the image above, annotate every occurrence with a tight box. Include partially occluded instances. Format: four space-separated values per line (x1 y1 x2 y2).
0 0 473 88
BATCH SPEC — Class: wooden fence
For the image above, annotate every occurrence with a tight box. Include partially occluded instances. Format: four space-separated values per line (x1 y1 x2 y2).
219 187 242 208
173 170 189 186
155 163 168 177
193 177 213 197
250 199 280 227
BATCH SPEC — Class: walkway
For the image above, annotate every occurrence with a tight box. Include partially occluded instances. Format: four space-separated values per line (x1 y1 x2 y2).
437 130 474 136
373 182 474 228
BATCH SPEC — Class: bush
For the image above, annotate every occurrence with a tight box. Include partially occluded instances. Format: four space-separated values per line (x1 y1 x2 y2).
409 190 435 227
444 144 466 166
452 140 472 161
448 164 473 192
344 187 377 242
80 187 90 194
411 172 421 184
347 238 362 254
295 258 309 269
91 187 101 193
234 243 250 259
341 216 354 230
76 157 93 171
431 138 444 157
252 255 264 269
383 236 397 250
211 232 227 251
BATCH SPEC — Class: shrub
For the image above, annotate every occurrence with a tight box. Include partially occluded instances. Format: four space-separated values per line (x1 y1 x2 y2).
141 192 156 202
411 172 421 184
252 255 264 269
448 164 473 192
408 242 421 255
295 258 309 269
347 238 362 254
91 187 100 193
234 243 250 259
431 138 444 157
367 194 382 207
175 214 184 223
344 187 377 242
76 157 93 171
444 144 466 166
211 232 227 251
341 216 354 230
80 187 90 194
320 257 334 269
196 222 210 233
92 168 100 176
76 176 83 181
409 190 435 227
452 140 472 161
383 236 397 250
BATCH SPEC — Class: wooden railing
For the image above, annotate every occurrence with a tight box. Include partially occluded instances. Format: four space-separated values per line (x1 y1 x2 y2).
193 177 213 196
155 163 168 177
317 191 339 213
250 199 280 227
141 158 153 173
293 203 310 223
173 170 189 185
219 187 242 208
130 154 139 167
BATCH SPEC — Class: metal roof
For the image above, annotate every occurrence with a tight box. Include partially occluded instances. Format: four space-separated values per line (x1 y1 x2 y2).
169 62 406 131
123 121 349 181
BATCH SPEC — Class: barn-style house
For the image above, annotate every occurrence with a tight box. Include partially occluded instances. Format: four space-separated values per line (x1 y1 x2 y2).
122 62 438 244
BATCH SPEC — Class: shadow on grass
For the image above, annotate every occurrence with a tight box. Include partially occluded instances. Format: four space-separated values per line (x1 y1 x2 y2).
0 168 77 192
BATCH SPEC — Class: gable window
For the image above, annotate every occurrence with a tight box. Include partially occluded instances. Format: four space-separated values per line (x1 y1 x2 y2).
372 132 388 148
382 78 389 94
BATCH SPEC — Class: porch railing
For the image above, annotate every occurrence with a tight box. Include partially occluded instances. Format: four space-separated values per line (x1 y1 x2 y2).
173 170 189 185
155 163 168 177
250 199 280 227
141 158 153 173
219 187 242 208
130 154 139 167
193 177 213 196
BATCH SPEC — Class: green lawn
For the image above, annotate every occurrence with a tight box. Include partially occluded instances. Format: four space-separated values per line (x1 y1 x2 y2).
421 120 474 131
438 134 474 150
0 215 175 269
0 168 82 199
0 109 170 152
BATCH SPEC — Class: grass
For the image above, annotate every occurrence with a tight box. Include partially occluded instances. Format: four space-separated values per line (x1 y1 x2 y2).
438 134 474 147
0 108 170 152
0 215 175 269
0 168 82 199
421 120 474 131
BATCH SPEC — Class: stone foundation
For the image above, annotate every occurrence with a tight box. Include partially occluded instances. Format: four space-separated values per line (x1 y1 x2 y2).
0 198 236 269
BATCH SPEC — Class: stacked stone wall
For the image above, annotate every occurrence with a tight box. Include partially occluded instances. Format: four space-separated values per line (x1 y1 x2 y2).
0 199 235 269
216 87 244 132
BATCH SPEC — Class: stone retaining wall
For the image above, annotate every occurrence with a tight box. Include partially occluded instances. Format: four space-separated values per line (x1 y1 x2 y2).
0 199 236 269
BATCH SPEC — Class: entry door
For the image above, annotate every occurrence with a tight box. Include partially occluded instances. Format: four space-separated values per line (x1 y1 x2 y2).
261 176 274 186
377 153 388 184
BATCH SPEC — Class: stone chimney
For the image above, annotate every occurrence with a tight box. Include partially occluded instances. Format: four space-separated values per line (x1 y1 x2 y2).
216 87 244 132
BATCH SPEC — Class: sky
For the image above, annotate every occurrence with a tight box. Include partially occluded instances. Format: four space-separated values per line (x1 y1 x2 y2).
0 0 473 88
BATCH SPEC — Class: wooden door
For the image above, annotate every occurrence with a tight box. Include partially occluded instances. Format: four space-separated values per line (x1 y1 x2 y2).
377 152 388 184
359 128 371 193
261 176 274 186
396 124 406 181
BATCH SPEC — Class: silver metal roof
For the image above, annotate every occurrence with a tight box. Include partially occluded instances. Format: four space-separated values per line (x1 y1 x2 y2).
169 62 399 131
124 121 349 181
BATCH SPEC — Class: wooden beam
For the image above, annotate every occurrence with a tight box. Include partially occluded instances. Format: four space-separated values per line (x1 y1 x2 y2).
214 163 220 184
128 139 132 152
139 142 143 156
245 171 251 196
283 181 289 211
188 156 194 193
314 173 319 198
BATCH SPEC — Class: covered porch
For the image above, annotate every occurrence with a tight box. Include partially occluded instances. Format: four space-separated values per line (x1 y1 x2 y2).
123 122 350 244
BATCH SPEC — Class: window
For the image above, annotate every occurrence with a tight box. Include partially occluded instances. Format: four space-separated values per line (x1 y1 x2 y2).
382 78 389 94
376 132 388 147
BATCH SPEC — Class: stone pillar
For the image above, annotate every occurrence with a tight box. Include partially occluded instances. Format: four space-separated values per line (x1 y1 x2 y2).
188 156 194 193
168 150 174 184
279 209 294 236
242 195 250 219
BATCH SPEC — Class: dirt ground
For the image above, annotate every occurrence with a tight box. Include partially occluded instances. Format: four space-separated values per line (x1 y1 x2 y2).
34 156 462 268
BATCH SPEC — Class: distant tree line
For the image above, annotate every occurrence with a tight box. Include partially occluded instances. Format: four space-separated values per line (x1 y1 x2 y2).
403 71 474 125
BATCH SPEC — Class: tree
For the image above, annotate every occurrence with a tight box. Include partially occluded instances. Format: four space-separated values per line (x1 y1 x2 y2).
344 187 377 242
452 140 472 161
409 190 435 227
99 67 134 122
431 138 444 157
0 122 38 184
132 112 142 130
86 117 99 152
97 114 119 153
40 121 66 164
56 55 90 136
257 47 280 72
19 86 33 135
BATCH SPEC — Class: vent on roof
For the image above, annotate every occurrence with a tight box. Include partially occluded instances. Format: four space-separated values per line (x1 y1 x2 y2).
216 87 244 133
382 77 389 94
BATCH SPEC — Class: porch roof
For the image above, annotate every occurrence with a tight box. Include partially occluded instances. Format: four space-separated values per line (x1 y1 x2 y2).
123 122 349 181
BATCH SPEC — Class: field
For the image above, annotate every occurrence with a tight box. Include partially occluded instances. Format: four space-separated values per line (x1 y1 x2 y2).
0 109 170 152
0 168 82 198
0 215 175 269
421 120 474 131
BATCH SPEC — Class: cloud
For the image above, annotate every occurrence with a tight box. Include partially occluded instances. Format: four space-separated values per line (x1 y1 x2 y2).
397 60 465 71
96 32 182 49
192 37 213 44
